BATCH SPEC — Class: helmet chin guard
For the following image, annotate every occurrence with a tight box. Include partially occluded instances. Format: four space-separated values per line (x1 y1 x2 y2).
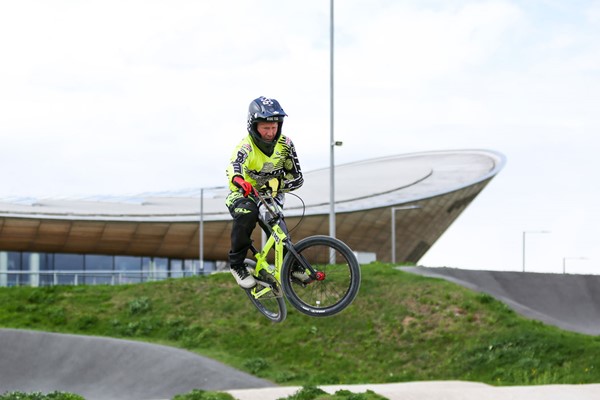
247 96 287 156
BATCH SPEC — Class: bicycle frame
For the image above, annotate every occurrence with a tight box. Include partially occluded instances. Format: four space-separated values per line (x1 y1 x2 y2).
243 190 361 321
249 222 286 297
247 191 315 300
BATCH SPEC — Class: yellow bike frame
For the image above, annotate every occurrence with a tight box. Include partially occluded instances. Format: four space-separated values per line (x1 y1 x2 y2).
249 215 288 299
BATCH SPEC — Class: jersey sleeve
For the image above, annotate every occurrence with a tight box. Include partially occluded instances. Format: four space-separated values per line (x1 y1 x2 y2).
280 139 303 192
226 139 252 191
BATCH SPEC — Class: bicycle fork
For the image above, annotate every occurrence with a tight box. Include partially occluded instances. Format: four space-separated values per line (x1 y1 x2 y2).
283 241 326 283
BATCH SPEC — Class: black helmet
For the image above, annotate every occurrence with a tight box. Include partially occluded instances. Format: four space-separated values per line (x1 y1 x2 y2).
247 96 287 156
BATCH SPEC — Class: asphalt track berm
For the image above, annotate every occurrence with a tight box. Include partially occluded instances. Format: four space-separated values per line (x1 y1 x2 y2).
2 267 600 399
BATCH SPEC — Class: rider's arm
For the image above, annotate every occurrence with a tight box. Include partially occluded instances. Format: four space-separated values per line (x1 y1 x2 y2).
226 140 252 191
280 139 303 192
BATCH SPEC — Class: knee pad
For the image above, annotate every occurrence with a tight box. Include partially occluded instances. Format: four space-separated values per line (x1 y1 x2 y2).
230 198 258 220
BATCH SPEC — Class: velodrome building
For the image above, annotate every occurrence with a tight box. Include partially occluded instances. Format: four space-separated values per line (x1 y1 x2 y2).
0 149 505 287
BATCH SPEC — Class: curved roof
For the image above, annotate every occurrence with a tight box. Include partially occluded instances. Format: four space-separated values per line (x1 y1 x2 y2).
0 149 505 262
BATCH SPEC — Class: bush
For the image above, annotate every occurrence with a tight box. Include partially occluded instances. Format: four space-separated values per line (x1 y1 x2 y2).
284 386 328 400
281 386 389 400
0 392 84 400
172 389 235 400
128 297 151 315
243 357 269 374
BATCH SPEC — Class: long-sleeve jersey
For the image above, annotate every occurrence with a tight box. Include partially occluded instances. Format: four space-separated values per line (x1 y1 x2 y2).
226 134 303 194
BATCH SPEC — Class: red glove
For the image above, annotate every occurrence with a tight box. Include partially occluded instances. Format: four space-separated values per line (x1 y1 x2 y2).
232 176 257 197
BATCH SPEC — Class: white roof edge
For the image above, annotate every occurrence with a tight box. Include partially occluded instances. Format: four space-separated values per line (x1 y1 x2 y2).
0 149 506 221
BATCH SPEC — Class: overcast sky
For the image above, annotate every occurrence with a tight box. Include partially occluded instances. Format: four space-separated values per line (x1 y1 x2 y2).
1 0 599 274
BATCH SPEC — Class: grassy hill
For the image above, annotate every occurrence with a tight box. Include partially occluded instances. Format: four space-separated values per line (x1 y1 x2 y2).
1 263 599 386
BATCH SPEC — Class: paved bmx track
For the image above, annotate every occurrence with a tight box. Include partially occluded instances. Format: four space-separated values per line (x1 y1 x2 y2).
0 329 272 400
2 267 600 399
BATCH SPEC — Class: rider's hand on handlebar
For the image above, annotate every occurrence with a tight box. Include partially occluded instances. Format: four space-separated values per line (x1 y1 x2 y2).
233 176 257 198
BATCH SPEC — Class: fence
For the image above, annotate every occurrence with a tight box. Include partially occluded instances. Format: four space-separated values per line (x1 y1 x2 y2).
0 269 206 287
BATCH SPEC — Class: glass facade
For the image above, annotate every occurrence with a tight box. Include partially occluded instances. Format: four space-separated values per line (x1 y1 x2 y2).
85 254 114 285
6 252 25 286
0 250 217 287
54 254 84 285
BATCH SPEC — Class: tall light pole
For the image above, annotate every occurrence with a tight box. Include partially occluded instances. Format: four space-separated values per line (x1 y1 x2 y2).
522 230 550 272
562 257 587 274
329 0 336 240
199 186 225 274
390 205 421 264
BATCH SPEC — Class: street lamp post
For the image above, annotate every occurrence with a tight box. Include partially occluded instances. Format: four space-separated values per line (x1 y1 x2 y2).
329 0 337 241
390 205 422 264
199 186 225 275
522 230 550 272
562 257 587 274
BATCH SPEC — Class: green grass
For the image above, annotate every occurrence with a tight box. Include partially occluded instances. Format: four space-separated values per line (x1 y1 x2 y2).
1 263 599 386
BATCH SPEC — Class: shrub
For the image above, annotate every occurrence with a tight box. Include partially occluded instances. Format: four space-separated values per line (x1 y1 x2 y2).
0 391 84 400
128 297 151 315
172 389 235 400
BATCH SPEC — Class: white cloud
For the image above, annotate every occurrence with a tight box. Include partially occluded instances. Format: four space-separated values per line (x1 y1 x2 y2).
336 1 523 86
0 0 599 273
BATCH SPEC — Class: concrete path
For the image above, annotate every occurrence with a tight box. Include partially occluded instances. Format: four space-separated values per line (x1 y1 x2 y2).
227 382 600 400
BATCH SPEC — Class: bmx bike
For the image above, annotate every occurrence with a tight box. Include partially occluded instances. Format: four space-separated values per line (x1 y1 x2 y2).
243 190 361 323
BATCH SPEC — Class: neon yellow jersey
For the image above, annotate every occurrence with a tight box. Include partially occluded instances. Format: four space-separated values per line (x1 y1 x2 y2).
226 134 303 195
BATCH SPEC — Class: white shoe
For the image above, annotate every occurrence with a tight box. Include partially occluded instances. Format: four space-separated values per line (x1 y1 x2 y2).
230 265 256 289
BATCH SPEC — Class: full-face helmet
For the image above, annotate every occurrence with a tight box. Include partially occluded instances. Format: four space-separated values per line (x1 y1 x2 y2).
247 96 287 156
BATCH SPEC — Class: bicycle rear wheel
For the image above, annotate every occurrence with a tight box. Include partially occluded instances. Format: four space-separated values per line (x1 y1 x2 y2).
281 235 361 317
244 259 287 323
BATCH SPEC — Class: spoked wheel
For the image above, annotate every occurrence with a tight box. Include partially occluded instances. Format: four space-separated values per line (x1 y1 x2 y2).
281 235 361 317
243 259 287 323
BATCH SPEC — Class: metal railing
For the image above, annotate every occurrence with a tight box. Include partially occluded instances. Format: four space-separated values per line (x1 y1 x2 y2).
0 269 204 287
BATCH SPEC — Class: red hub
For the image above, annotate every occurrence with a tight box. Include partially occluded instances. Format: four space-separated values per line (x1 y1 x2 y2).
315 271 326 281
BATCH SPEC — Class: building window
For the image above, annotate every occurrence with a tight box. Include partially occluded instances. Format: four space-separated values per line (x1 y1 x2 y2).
54 254 84 285
153 258 168 280
0 250 209 287
85 254 113 285
7 252 23 286
169 259 183 278
115 256 142 283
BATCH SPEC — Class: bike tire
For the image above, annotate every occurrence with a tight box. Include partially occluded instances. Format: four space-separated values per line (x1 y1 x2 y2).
281 235 361 317
243 259 287 323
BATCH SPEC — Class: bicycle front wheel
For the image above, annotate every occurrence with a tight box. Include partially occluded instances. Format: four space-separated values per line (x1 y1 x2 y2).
244 259 287 323
281 235 361 317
